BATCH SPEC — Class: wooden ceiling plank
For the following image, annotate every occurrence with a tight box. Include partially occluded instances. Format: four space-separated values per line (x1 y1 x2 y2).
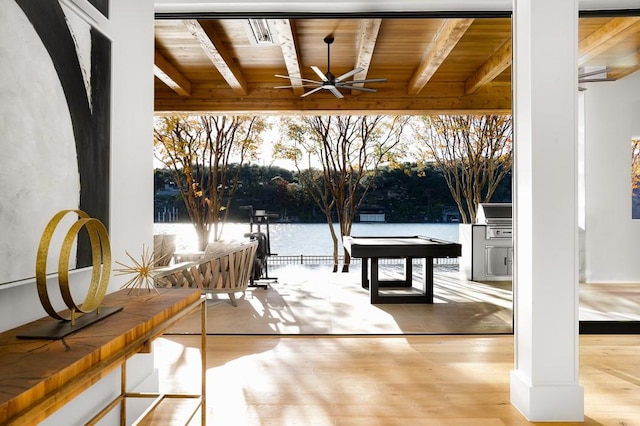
270 19 304 96
408 18 474 95
579 17 640 66
183 19 248 95
154 50 192 97
351 18 383 94
154 17 640 115
155 98 511 115
464 39 512 95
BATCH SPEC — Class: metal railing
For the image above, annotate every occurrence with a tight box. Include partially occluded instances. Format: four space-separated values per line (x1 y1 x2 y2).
267 255 459 267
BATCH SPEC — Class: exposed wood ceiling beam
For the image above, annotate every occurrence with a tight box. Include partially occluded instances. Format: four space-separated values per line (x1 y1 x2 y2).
183 19 248 95
460 16 640 94
154 50 192 97
608 64 640 80
351 18 382 95
579 17 640 66
408 18 474 95
465 39 511 95
270 19 304 96
155 82 511 115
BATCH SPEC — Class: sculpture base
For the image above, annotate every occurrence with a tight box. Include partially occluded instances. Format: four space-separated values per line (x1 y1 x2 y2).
17 306 123 340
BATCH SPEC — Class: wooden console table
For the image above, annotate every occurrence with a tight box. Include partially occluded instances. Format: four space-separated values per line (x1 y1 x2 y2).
0 288 206 425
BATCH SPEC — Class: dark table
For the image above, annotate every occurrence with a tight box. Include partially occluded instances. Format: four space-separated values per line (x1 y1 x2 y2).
343 235 462 304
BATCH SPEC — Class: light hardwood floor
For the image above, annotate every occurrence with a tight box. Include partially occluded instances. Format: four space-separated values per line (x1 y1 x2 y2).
146 334 640 425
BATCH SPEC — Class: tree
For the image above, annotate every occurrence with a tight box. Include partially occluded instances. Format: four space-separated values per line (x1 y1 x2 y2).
632 138 640 191
154 115 267 250
412 115 512 224
276 115 408 272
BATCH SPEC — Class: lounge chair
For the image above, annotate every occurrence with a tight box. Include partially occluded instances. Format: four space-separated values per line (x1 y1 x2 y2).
187 240 259 306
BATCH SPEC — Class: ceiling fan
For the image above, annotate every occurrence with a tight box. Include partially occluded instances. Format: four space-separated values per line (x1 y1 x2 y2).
275 35 387 99
578 67 616 91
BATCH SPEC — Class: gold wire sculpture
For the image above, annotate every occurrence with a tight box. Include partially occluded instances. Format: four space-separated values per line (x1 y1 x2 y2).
36 209 111 323
114 245 164 295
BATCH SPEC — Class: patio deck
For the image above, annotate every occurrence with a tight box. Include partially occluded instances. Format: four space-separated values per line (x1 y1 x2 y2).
166 263 640 335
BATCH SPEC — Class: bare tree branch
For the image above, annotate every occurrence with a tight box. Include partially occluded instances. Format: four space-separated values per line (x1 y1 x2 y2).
412 115 512 224
276 115 409 271
154 115 267 249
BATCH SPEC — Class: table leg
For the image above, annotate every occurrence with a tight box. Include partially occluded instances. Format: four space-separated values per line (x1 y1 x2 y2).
424 257 434 303
404 257 413 287
370 257 379 303
361 258 369 289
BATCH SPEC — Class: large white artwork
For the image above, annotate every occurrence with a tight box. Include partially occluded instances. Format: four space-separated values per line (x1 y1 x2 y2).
0 0 110 285
632 138 640 219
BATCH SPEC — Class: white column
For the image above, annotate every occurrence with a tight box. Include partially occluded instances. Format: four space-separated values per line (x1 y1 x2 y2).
510 0 584 421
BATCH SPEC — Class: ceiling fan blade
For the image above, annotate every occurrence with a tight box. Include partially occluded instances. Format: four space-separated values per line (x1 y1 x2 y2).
578 78 617 83
275 74 323 85
336 85 377 92
578 67 612 79
335 67 364 82
340 78 387 84
328 86 344 99
311 66 328 82
301 86 325 98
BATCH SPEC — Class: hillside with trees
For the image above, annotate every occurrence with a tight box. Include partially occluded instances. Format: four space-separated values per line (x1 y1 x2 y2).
154 162 512 224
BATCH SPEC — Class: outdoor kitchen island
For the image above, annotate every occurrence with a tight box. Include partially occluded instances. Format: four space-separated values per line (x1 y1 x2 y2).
460 203 513 282
343 235 462 304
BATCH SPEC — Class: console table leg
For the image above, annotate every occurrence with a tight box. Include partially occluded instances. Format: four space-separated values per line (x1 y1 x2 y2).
201 297 207 424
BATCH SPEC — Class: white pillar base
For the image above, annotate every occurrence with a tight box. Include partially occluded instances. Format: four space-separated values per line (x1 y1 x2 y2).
510 370 585 421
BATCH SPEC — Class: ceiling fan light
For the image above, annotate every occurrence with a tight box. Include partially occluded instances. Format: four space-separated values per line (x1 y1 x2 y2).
248 18 273 44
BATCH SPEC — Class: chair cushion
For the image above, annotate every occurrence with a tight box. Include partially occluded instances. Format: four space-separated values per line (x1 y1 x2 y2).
153 234 176 266
203 240 244 261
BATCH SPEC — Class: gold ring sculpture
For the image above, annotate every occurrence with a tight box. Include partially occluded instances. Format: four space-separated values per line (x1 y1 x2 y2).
35 210 111 322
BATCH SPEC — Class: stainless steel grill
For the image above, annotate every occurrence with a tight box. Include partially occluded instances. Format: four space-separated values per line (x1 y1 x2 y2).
477 203 512 239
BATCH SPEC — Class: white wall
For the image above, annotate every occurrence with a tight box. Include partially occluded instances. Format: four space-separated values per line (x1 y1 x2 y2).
0 0 156 423
109 0 155 282
584 71 640 283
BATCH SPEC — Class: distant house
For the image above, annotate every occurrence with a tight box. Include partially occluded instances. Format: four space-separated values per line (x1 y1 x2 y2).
441 206 461 223
154 184 180 222
360 212 385 222
155 183 179 197
359 206 386 222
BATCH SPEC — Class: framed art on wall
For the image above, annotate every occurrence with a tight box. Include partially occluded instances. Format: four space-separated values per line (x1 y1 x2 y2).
632 138 640 219
0 0 110 286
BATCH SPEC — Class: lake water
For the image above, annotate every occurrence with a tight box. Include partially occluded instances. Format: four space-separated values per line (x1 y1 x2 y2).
154 222 460 255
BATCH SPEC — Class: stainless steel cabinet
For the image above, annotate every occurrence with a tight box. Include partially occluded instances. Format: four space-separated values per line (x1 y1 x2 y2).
460 224 513 281
486 246 513 277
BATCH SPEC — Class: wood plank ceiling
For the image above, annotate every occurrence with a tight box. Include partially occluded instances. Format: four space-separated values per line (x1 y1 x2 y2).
154 15 640 115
